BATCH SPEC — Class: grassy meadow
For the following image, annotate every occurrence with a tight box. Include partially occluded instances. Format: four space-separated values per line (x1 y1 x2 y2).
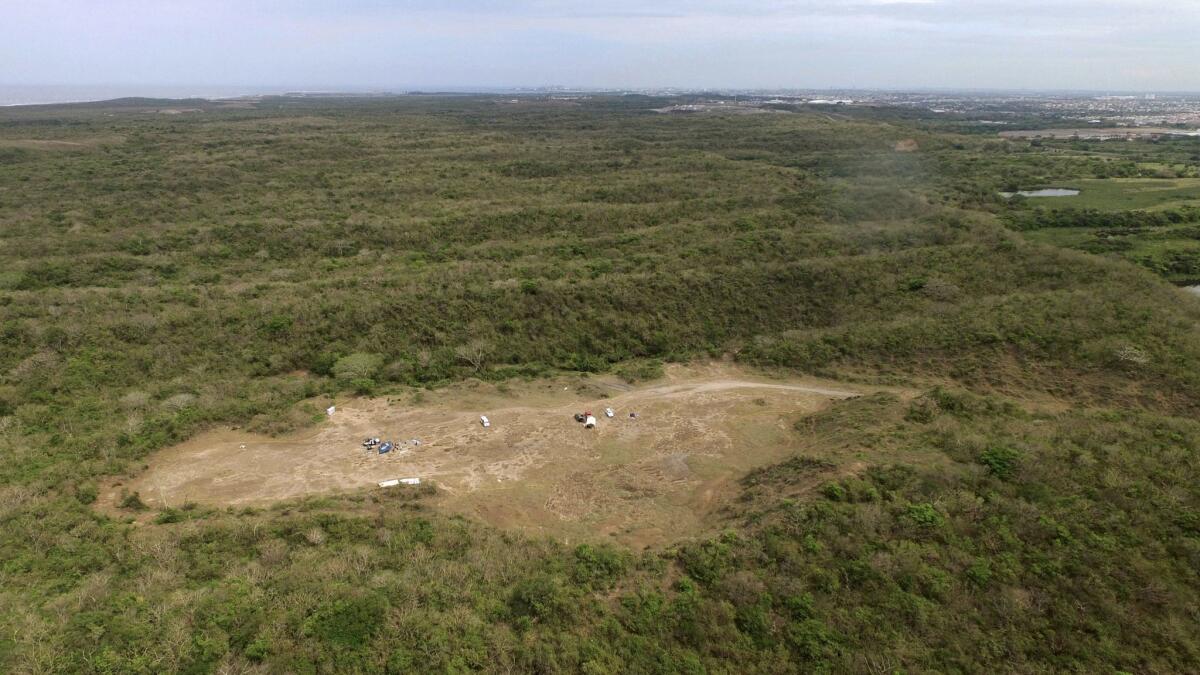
1041 177 1200 211
2 96 1200 673
970 130 1200 283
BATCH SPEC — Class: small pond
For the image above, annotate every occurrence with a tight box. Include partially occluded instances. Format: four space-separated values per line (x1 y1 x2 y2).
1000 188 1081 198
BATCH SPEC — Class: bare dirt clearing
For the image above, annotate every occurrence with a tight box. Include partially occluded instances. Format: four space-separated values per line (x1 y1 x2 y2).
100 365 872 546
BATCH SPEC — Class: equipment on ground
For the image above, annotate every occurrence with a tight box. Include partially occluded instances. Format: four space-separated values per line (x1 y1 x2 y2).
379 477 421 487
384 475 427 485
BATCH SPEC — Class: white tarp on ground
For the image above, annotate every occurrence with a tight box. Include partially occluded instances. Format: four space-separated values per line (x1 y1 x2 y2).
379 477 421 487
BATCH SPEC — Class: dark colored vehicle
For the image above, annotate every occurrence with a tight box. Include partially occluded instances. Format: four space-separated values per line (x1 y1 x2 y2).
379 441 394 454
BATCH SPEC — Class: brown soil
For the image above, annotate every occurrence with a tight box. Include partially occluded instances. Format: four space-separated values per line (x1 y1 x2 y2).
98 365 866 547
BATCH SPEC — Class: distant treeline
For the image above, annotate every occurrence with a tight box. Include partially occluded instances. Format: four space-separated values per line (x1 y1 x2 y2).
1005 205 1200 231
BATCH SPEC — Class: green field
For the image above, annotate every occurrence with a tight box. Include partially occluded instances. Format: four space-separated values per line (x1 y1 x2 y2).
971 133 1200 284
1048 177 1200 210
3 97 1200 673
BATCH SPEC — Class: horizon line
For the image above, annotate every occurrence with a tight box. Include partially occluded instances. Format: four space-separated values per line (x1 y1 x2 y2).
4 84 1200 108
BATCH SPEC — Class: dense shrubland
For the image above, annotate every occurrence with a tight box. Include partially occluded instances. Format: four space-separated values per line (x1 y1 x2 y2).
1005 205 1200 231
2 97 1200 672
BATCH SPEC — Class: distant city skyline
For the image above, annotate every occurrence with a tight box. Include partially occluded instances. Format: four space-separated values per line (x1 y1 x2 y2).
3 1 1199 95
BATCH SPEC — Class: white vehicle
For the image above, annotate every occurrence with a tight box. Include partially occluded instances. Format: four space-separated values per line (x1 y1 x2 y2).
604 408 614 418
480 415 491 428
584 415 597 429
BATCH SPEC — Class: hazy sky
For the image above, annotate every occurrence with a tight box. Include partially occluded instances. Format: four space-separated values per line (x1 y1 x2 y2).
3 0 1199 92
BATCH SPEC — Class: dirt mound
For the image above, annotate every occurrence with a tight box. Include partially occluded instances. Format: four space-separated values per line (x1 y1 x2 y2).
99 365 865 547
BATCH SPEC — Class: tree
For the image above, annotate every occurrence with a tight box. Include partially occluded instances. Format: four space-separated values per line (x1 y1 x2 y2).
332 353 384 392
455 340 493 374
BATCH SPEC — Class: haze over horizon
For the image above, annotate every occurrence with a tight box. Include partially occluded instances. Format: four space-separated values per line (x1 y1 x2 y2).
3 0 1199 97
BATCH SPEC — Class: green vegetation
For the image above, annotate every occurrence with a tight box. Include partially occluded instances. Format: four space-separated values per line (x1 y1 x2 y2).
2 96 1200 672
1054 178 1200 211
1025 223 1200 284
945 130 1200 283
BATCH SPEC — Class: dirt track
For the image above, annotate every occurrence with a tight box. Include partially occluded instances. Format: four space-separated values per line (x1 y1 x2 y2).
100 365 863 546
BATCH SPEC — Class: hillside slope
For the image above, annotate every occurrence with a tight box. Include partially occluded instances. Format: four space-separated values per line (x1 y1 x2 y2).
1 97 1199 672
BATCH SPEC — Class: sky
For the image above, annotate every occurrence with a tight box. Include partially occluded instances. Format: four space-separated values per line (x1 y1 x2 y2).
2 0 1199 94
